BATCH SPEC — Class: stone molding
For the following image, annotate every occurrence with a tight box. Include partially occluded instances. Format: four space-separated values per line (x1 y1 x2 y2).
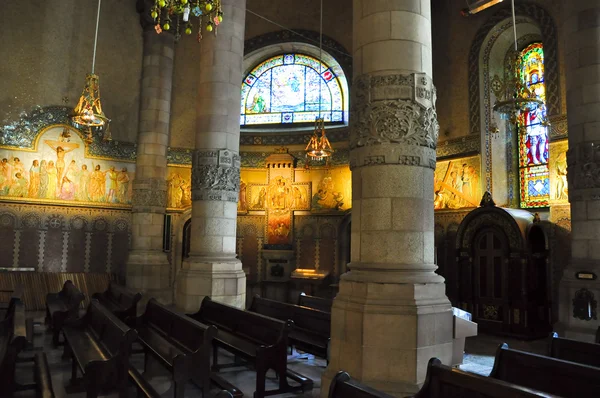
191 149 240 202
132 178 167 210
349 73 439 169
349 144 436 170
567 142 600 200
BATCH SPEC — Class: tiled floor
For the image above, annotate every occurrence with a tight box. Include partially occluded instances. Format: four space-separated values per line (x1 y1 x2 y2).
13 311 551 397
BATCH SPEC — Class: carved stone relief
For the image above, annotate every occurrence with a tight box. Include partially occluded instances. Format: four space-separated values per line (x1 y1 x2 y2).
132 178 167 209
191 149 240 202
567 142 600 195
351 73 439 150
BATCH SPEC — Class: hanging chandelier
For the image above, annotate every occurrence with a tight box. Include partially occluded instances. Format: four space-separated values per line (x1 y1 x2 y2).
304 0 334 168
492 0 546 125
150 0 223 41
71 0 111 142
306 118 334 162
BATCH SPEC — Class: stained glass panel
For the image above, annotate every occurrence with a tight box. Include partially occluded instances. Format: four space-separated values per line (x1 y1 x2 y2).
518 43 549 208
241 54 345 126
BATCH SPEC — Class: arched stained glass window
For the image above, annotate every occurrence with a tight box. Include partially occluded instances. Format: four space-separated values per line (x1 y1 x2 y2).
518 43 549 208
240 54 346 126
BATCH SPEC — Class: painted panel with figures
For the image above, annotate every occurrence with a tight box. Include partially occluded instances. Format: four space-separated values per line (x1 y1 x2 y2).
434 155 481 210
0 125 134 208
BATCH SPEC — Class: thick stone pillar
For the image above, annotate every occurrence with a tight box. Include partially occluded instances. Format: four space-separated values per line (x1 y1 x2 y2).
558 1 600 341
321 1 452 396
176 0 246 312
126 7 175 304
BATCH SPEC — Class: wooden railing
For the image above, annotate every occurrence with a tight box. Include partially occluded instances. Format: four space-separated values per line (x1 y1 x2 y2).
0 271 114 310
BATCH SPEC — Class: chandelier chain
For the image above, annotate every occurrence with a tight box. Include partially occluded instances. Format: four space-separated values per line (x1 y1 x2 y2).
92 0 102 74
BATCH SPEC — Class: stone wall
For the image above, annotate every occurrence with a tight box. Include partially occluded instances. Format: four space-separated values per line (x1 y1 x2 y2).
0 0 143 143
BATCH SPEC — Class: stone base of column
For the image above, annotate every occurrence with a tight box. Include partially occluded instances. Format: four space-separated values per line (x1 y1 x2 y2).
126 250 173 305
320 279 453 398
557 262 600 342
175 257 246 312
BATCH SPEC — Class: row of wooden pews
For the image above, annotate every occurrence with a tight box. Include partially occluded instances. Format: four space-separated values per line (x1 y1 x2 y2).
39 279 236 398
1 296 55 398
330 334 600 398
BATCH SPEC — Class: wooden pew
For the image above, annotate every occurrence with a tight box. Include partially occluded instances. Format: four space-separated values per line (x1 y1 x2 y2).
0 298 29 396
490 343 600 397
298 292 332 313
135 298 216 398
33 352 56 398
249 295 330 360
549 334 600 368
45 280 85 346
0 283 23 315
92 282 141 324
188 296 313 398
328 371 395 398
409 358 559 398
62 299 137 398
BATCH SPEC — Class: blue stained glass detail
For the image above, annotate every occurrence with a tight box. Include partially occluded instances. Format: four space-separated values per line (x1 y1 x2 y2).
241 54 345 126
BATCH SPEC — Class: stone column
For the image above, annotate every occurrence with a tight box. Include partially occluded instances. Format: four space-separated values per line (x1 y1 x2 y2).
321 1 452 396
126 5 175 304
558 1 600 341
175 0 246 312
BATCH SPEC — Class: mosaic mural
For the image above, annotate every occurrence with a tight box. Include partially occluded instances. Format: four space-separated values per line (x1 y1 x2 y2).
0 125 134 208
434 155 482 210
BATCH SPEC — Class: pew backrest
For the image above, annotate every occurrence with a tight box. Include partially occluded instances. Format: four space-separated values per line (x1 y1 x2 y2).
490 343 600 397
298 293 332 313
142 298 217 351
250 295 330 336
195 296 288 347
85 300 137 357
107 283 142 310
550 336 600 368
411 358 559 398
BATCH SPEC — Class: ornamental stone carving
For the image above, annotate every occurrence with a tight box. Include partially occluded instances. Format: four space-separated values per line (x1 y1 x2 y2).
191 149 240 202
350 73 439 152
132 179 167 209
567 142 600 193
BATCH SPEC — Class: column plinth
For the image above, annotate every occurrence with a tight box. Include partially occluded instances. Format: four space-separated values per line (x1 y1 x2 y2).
557 1 600 341
321 1 452 396
176 0 247 312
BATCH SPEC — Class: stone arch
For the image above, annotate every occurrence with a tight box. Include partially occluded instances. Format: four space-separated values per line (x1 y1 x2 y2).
468 2 560 136
469 2 559 200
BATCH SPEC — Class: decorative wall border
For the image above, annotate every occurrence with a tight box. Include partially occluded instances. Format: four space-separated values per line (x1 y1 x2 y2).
437 135 480 159
0 106 137 161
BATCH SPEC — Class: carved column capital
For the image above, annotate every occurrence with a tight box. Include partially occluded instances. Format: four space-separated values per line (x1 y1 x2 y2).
191 149 241 202
349 72 439 169
131 178 167 211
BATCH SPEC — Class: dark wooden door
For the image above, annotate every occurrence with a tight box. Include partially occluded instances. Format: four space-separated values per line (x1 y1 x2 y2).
472 229 509 333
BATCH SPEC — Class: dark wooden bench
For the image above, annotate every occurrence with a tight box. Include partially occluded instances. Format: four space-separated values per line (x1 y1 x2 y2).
298 292 332 313
92 282 141 324
328 371 395 398
409 358 559 398
0 297 29 396
550 334 600 368
135 298 216 398
249 295 330 360
490 343 600 397
34 352 56 398
0 283 23 315
45 280 85 346
189 296 312 398
62 299 137 398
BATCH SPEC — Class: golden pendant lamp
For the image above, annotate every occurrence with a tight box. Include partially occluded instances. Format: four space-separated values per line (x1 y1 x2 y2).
71 0 111 141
